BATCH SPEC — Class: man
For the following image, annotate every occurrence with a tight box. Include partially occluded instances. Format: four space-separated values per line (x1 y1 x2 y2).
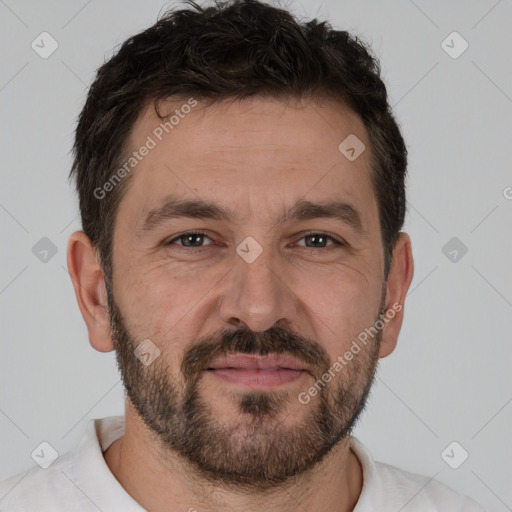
0 0 486 510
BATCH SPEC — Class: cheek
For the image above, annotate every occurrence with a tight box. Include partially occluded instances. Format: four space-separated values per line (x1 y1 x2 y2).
114 264 219 350
292 268 382 355
118 251 206 310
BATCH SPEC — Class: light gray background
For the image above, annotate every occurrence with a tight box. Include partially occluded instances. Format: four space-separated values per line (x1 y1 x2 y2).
1 0 511 510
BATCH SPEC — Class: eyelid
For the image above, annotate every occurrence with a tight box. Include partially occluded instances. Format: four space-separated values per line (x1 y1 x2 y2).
165 230 215 246
293 231 345 247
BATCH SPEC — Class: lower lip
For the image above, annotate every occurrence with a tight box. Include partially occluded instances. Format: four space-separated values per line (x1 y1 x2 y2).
207 368 306 387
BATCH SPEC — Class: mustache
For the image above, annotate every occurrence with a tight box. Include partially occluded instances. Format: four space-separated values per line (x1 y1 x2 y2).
181 325 331 382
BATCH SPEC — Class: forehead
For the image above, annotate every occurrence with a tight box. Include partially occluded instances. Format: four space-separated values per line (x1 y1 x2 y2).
116 96 378 228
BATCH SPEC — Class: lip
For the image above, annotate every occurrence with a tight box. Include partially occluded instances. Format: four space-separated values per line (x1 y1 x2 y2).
207 354 306 371
205 354 308 388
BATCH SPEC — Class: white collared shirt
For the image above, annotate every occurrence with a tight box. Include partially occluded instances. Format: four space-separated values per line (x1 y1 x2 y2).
0 416 486 511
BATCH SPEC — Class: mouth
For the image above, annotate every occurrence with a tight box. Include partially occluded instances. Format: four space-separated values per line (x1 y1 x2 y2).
205 354 308 388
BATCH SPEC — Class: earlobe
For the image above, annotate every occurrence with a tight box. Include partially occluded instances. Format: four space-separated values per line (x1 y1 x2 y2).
379 232 414 358
67 231 114 353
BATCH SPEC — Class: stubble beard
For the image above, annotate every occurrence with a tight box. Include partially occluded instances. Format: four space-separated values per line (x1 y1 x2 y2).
108 290 382 491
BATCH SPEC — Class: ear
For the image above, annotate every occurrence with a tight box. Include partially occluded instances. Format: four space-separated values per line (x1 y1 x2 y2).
379 232 414 358
67 231 114 352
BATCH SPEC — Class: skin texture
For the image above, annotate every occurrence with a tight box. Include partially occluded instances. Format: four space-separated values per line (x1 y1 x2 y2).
67 96 414 512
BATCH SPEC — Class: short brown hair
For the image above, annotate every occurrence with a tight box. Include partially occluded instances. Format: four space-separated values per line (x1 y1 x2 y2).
69 0 408 288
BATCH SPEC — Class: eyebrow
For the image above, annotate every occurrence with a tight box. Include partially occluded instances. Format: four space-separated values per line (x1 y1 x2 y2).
139 195 364 234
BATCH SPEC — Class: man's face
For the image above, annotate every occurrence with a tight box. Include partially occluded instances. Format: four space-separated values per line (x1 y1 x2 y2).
108 96 387 489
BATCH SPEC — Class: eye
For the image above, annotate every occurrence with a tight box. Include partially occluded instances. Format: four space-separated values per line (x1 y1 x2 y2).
164 231 344 252
165 231 214 249
294 232 344 249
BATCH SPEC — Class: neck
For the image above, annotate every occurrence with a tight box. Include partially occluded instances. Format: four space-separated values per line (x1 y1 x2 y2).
104 406 363 512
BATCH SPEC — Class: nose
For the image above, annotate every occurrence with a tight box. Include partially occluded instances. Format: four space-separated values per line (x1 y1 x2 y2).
218 243 298 333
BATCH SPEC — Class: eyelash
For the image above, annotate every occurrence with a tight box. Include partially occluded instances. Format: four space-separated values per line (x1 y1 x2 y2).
165 231 344 252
